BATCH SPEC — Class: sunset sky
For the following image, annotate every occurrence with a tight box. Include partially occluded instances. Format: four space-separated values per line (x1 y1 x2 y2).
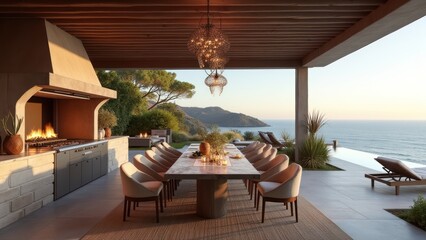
174 16 426 120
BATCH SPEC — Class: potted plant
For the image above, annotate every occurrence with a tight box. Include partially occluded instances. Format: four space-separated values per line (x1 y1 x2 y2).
1 112 24 155
204 129 228 162
98 108 117 138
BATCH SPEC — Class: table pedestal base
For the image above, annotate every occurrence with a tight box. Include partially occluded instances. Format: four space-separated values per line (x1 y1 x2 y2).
196 179 228 218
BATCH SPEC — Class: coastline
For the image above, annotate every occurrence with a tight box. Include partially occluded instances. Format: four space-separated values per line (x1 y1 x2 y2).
220 119 426 164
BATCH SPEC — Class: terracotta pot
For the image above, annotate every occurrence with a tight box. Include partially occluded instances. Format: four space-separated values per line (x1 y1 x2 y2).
3 134 23 155
104 127 112 138
199 141 210 156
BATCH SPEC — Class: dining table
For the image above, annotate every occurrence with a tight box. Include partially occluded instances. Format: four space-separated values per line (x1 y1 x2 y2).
165 143 260 219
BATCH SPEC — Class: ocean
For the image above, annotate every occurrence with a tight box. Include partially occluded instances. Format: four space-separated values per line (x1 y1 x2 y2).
220 120 426 164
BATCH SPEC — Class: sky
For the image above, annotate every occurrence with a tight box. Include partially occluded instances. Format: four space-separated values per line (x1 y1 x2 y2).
172 16 426 121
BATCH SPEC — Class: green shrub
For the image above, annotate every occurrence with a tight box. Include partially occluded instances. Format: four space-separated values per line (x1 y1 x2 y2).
223 131 243 142
404 195 426 230
243 131 255 140
172 131 190 143
283 145 295 162
299 136 330 169
126 109 179 136
188 134 203 141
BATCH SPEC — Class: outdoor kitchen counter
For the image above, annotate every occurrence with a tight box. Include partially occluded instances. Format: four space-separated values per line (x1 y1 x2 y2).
0 149 56 163
0 136 128 229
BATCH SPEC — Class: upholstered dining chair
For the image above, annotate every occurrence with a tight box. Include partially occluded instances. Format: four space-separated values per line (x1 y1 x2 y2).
133 154 172 206
244 142 267 161
252 147 277 168
120 162 163 223
241 141 260 154
145 149 173 169
151 146 178 164
154 144 180 161
246 144 274 164
252 154 289 207
161 142 183 157
256 163 302 223
246 146 276 199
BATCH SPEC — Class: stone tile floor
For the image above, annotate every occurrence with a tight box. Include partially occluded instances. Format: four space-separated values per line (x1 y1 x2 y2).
0 147 425 239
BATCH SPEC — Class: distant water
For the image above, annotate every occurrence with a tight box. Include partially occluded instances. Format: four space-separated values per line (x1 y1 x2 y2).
220 120 426 164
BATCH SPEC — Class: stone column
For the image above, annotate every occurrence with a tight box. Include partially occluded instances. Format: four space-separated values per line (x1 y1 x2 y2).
295 67 308 163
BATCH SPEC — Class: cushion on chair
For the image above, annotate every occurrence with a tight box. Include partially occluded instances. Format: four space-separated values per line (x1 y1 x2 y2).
141 181 163 195
258 182 281 196
375 157 422 180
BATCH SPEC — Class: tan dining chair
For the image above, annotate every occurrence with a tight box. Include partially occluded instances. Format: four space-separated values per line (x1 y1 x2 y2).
257 163 302 223
161 142 183 157
145 149 173 169
247 146 276 199
244 143 267 161
241 141 260 154
252 154 289 207
120 162 163 223
151 146 177 164
133 154 172 206
154 144 179 161
252 147 277 168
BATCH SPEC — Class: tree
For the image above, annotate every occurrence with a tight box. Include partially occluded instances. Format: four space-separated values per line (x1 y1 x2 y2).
97 70 146 135
157 103 187 131
126 109 179 136
115 70 195 110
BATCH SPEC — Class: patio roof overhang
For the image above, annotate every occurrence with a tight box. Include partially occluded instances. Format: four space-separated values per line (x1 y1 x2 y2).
1 0 425 70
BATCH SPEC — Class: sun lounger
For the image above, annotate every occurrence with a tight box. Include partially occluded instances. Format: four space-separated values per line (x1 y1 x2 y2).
258 131 285 149
266 132 286 149
365 156 426 195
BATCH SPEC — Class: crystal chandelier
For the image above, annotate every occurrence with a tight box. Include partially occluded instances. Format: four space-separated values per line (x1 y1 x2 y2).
204 70 228 96
187 0 230 70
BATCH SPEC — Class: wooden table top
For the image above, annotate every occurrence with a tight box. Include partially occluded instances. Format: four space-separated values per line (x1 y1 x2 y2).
165 143 260 180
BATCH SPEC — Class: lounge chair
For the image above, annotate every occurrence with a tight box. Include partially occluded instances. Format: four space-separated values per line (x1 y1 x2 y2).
259 131 286 149
258 131 273 145
266 132 286 149
365 156 426 195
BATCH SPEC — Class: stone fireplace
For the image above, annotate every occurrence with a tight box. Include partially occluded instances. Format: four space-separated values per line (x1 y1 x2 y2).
0 19 116 148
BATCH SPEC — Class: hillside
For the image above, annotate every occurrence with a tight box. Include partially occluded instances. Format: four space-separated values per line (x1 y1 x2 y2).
181 106 269 127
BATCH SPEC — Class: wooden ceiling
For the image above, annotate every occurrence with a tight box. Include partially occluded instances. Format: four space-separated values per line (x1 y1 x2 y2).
0 0 425 69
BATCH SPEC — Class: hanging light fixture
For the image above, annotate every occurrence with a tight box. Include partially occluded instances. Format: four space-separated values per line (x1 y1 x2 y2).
204 70 228 96
187 0 230 69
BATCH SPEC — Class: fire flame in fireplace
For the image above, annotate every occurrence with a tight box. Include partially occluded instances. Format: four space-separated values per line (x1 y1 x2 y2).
26 123 57 140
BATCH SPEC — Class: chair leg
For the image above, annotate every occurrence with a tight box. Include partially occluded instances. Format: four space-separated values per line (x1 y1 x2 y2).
253 183 258 208
159 192 164 213
127 199 131 217
290 202 294 216
295 199 298 223
285 202 288 210
169 182 173 201
123 198 127 221
249 181 254 199
162 182 167 207
256 191 260 211
261 198 266 223
155 198 159 223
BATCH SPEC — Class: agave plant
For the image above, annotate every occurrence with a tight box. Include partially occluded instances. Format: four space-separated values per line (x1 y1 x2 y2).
299 136 330 169
305 110 327 136
1 112 23 136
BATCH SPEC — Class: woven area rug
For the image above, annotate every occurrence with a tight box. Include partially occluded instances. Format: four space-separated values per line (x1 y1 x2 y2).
83 180 351 240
